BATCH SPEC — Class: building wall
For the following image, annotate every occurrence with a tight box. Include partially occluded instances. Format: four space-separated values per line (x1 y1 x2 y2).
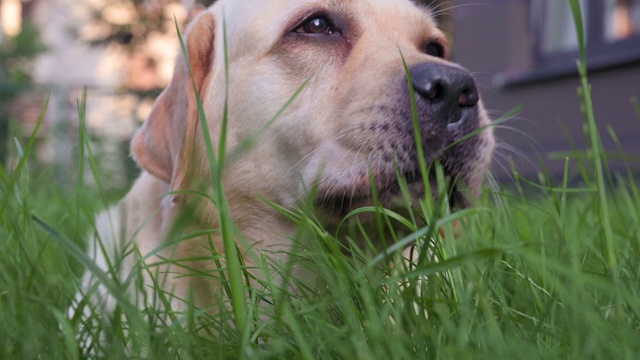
451 0 640 180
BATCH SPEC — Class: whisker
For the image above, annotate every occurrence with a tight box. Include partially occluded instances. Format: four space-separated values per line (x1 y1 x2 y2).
494 125 538 145
283 133 349 178
483 171 507 207
426 2 491 18
491 150 520 181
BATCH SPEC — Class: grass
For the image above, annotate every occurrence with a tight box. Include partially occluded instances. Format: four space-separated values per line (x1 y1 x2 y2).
2 1 640 358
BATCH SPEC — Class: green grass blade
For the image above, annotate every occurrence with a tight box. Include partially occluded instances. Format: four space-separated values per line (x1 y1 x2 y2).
568 0 617 272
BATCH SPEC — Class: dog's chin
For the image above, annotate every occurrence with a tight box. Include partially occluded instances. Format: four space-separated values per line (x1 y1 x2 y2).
313 172 469 224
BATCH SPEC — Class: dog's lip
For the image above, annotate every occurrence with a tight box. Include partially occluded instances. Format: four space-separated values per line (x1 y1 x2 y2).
304 136 471 218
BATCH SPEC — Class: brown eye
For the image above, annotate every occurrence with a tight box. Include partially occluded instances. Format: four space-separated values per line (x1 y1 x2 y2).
296 16 336 34
425 42 445 58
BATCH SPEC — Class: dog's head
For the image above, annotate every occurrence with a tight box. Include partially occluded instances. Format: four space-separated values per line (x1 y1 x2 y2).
132 0 494 225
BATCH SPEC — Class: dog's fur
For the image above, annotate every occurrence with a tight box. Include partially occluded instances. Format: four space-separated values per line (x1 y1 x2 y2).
74 0 494 315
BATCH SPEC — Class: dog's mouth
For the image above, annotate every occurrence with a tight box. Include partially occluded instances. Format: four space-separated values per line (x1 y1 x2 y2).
313 162 469 220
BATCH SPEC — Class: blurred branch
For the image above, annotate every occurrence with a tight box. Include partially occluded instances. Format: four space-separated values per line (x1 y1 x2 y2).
79 0 210 50
73 0 210 95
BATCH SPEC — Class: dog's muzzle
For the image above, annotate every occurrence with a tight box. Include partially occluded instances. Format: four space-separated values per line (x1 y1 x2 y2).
312 62 489 218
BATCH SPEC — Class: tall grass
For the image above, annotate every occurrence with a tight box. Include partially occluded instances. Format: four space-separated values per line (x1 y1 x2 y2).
1 1 640 358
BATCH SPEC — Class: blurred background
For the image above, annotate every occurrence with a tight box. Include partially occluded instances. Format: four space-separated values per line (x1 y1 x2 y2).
0 0 208 196
0 0 639 196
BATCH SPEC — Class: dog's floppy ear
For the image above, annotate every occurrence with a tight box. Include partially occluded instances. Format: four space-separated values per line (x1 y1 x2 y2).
131 11 216 190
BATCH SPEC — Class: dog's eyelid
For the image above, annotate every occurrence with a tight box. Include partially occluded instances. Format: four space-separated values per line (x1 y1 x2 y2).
422 39 447 59
283 6 347 36
292 14 340 35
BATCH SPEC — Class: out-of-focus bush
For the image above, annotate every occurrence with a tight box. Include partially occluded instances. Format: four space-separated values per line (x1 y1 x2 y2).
0 21 45 166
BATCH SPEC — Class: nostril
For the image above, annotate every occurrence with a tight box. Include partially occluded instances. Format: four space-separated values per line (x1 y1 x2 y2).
458 88 478 107
424 81 445 102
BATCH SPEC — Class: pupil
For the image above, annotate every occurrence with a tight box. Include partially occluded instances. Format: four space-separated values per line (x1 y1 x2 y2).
308 18 327 33
427 43 443 58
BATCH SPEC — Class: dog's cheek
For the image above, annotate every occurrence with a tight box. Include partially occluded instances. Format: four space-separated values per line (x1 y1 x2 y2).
272 40 345 82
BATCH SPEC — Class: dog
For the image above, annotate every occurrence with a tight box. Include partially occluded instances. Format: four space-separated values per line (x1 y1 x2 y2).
72 0 494 318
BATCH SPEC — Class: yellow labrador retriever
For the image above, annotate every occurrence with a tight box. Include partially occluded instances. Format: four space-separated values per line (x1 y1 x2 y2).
74 0 494 315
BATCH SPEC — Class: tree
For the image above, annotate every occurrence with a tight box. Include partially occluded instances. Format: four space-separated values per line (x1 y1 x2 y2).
77 0 209 95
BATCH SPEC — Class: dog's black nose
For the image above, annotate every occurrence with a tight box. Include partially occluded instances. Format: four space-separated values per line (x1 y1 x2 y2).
410 63 479 125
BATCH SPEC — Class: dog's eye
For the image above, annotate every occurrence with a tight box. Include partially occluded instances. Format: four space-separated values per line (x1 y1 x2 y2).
295 16 336 35
424 42 445 58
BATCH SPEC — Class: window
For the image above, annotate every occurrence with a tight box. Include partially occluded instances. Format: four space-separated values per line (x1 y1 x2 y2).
533 0 640 71
605 0 640 41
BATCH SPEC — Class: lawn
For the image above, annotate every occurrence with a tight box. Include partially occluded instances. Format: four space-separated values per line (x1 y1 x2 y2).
1 1 640 359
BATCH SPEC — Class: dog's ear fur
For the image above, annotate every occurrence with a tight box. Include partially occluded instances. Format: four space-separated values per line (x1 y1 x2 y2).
131 11 216 190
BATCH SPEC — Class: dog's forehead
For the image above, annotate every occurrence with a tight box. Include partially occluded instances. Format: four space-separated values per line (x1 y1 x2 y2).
216 0 439 40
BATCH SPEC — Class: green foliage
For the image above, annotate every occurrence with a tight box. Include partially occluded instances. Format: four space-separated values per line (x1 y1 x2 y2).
0 21 45 96
1 21 45 166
